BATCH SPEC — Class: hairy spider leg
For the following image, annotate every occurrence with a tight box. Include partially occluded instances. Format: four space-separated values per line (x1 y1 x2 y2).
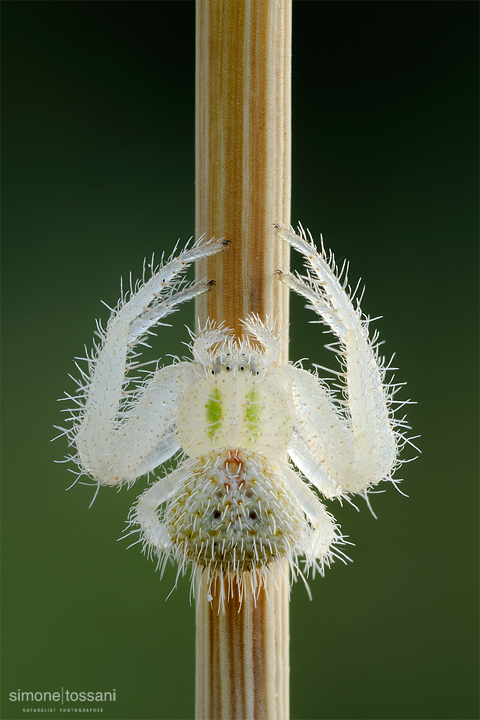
75 239 227 486
135 465 188 551
277 226 397 494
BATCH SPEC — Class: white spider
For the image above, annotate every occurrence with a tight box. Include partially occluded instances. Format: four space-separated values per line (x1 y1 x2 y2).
58 226 411 598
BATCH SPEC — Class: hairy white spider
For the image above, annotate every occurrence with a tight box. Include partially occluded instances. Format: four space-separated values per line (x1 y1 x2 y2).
58 227 411 598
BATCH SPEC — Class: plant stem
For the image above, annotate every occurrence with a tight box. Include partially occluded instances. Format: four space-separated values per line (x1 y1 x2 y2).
195 0 291 344
195 1 292 718
195 565 290 719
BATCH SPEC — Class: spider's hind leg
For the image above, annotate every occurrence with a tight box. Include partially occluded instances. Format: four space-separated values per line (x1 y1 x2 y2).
282 464 341 569
134 464 187 554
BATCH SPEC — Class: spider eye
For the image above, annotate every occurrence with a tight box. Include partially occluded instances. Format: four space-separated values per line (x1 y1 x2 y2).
226 365 231 371
247 357 260 375
239 365 245 371
212 357 222 374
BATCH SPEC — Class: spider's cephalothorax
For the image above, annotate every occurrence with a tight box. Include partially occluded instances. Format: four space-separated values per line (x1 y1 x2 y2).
58 228 412 599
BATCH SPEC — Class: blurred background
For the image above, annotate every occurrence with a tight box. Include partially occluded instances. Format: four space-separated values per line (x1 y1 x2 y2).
2 2 478 719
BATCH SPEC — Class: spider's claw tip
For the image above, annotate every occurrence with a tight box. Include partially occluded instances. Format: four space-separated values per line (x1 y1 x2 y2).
206 279 216 287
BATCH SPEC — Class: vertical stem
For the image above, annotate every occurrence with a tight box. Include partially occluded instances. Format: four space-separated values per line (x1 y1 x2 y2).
195 0 291 341
195 1 292 719
196 566 290 720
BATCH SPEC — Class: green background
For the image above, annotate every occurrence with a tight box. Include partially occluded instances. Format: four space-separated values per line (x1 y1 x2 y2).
2 2 478 719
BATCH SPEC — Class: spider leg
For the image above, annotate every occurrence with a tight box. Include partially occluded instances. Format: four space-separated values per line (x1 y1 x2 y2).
72 240 226 486
134 465 187 551
122 432 180 483
282 465 338 564
281 364 353 495
76 361 196 486
277 226 397 493
288 433 343 499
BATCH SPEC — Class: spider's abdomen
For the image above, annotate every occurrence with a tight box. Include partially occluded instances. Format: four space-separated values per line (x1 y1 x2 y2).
165 449 305 573
176 369 292 457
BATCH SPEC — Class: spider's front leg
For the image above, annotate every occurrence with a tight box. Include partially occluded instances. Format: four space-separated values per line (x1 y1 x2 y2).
66 239 227 487
276 226 398 496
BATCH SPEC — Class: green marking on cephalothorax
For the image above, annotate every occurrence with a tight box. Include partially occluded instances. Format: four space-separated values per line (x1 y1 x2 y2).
246 387 262 440
206 386 223 438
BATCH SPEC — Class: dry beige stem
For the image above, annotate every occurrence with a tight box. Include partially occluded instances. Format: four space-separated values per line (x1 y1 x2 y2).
195 1 292 718
195 0 291 341
196 567 290 719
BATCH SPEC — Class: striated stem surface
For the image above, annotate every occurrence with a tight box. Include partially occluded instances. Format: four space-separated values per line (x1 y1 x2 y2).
195 0 291 339
195 1 292 718
195 566 290 720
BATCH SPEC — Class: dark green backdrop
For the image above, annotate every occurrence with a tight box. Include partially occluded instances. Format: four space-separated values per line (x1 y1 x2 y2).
2 2 478 719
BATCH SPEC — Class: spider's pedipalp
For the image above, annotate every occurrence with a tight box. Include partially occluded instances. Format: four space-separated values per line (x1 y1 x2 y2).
241 315 282 368
192 322 233 367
